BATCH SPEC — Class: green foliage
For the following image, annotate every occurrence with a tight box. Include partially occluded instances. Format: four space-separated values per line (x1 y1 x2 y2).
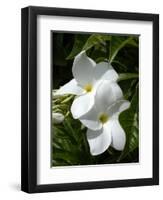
67 34 111 63
82 34 111 51
118 73 138 82
66 34 89 60
109 36 137 63
52 95 94 166
118 88 139 161
52 32 139 166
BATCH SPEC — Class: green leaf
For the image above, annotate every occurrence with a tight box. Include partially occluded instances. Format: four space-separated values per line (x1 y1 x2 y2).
66 35 89 60
53 151 80 165
109 36 136 63
118 88 139 161
121 79 138 101
127 38 139 47
67 34 111 60
112 60 128 71
82 34 111 51
63 119 79 143
118 73 138 82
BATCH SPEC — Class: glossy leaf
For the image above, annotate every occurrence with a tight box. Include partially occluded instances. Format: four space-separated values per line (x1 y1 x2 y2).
118 88 139 161
109 36 137 63
66 35 89 60
118 73 138 82
82 34 111 51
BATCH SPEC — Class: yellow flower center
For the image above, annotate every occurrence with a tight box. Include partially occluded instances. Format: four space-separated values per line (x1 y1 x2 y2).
99 113 109 124
84 84 93 93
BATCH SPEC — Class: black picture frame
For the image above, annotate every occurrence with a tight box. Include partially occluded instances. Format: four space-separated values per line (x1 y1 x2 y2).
21 6 159 193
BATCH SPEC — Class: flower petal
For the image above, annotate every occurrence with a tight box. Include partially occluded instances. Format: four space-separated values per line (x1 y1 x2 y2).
95 81 123 112
94 62 118 82
87 123 112 156
72 51 96 86
56 79 84 95
107 100 130 119
110 119 126 151
79 107 102 130
71 93 94 119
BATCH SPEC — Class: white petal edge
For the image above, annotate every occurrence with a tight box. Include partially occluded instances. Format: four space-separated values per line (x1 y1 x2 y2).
94 62 118 82
87 123 112 156
71 92 94 119
79 107 102 130
95 80 123 112
107 100 131 119
56 79 84 96
110 119 126 151
72 51 96 86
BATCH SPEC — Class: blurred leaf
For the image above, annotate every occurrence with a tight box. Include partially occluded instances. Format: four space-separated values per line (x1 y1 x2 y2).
112 60 128 71
66 35 89 60
82 34 111 51
127 38 138 47
118 88 139 161
109 36 137 63
118 73 138 82
63 119 79 143
122 79 138 101
67 34 111 60
54 150 79 165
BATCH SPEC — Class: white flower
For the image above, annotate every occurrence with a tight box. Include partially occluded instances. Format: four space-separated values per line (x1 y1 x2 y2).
79 81 130 156
56 51 118 119
52 112 64 124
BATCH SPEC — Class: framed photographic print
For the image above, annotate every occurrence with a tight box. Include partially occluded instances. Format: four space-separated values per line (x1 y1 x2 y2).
21 6 159 193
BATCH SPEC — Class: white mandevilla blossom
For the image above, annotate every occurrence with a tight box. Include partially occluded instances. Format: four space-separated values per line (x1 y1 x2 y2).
79 80 130 156
52 112 64 124
55 50 118 119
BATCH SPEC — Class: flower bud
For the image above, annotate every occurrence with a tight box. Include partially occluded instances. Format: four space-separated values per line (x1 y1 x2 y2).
52 91 61 99
52 112 64 124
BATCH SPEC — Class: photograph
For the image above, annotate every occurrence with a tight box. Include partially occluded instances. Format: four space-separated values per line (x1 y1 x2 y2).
51 32 139 167
21 6 159 193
